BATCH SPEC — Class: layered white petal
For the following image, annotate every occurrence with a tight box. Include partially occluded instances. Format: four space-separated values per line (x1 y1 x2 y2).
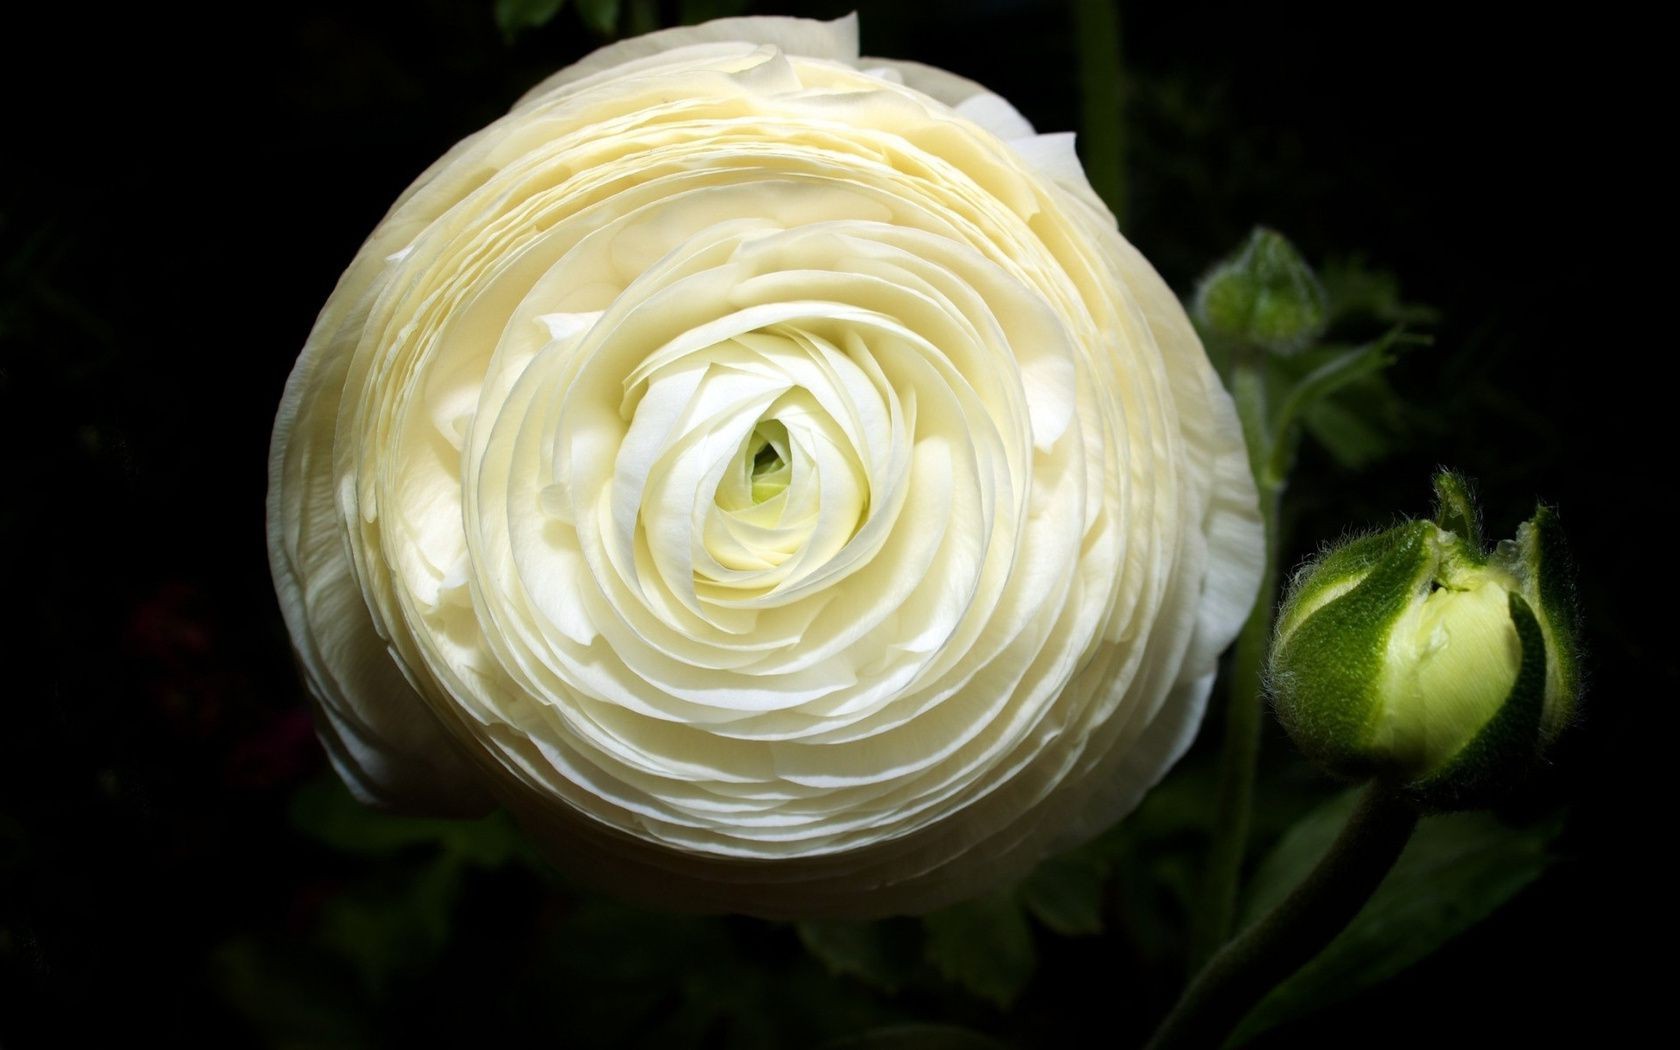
267 16 1262 917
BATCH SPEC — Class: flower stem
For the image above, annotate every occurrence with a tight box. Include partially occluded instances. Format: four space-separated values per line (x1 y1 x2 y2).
1072 0 1126 224
1190 358 1281 967
1148 783 1419 1050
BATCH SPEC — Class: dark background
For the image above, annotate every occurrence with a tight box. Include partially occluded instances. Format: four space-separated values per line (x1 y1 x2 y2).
2 1 1660 1045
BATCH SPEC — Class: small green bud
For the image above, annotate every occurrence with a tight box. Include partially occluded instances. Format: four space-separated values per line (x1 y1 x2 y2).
1268 472 1580 809
1193 227 1330 355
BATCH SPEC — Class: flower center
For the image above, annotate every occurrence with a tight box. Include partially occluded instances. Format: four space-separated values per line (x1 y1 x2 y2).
748 421 791 504
672 330 877 587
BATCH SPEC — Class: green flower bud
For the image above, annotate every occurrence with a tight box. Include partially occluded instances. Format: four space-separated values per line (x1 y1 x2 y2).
1268 473 1580 809
1193 227 1330 355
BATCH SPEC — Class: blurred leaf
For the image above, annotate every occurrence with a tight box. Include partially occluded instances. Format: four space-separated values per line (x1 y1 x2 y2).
922 892 1036 1007
495 0 567 42
797 917 924 992
680 0 752 23
548 897 722 984
819 1024 1012 1050
1230 790 1559 1044
289 773 522 868
510 896 895 1047
1088 755 1219 858
1321 257 1439 329
1266 331 1424 475
514 899 724 1045
728 955 900 1049
1092 754 1217 895
1302 390 1402 469
317 854 464 994
1022 849 1109 936
1287 256 1434 468
1077 757 1220 968
576 0 620 35
214 938 371 1046
1239 789 1361 922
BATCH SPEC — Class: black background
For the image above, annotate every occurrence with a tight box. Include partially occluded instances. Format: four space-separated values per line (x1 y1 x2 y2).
2 1 1661 1045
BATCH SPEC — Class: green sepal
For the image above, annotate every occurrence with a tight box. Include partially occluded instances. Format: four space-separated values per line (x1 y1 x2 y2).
1192 227 1330 356
1273 526 1415 645
1430 470 1482 550
1405 591 1547 811
1269 520 1437 780
1511 504 1582 742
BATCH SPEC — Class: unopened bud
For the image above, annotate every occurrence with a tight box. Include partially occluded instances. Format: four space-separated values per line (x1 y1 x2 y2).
1193 227 1329 355
1268 473 1579 809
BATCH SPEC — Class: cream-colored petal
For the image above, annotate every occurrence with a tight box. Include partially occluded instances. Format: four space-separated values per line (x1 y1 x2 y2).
268 300 493 814
859 58 1037 140
518 14 860 107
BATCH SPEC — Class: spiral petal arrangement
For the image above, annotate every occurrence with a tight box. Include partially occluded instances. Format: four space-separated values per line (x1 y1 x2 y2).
268 14 1263 916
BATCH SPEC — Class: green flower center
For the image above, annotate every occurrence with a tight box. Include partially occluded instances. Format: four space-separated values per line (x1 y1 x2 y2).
747 421 790 504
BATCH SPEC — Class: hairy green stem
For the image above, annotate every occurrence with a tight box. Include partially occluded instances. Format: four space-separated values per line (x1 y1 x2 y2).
1149 784 1420 1050
1072 0 1126 224
1191 490 1278 966
1190 359 1280 968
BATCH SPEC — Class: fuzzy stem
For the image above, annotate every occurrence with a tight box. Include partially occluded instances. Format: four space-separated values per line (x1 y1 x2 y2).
1149 784 1419 1050
1190 358 1281 967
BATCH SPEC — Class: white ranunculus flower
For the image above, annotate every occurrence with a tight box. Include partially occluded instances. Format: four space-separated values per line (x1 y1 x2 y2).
269 14 1263 917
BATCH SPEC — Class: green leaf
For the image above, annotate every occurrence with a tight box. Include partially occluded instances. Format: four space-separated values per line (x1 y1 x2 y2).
1078 760 1218 966
317 854 464 994
1230 789 1559 1044
214 938 373 1046
922 892 1036 1007
1302 392 1401 469
1080 751 1220 870
576 0 620 35
495 0 567 42
289 774 522 868
1021 849 1109 936
819 1024 1012 1050
1265 329 1425 479
1239 789 1359 921
1320 257 1439 329
516 900 731 1045
797 918 924 992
